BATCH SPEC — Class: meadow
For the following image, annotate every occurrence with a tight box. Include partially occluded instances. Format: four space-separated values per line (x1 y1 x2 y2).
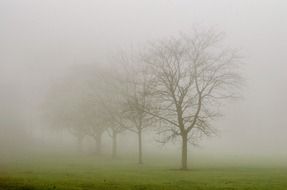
0 153 287 190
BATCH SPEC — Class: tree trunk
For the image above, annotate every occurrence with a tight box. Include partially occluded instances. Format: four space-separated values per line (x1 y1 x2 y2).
95 133 102 155
138 129 143 164
112 130 117 158
181 133 188 170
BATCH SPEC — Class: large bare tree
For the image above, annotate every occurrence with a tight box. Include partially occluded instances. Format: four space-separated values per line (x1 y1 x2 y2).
141 30 242 170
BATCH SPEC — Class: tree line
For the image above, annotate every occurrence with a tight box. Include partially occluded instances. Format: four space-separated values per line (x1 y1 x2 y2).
45 29 242 170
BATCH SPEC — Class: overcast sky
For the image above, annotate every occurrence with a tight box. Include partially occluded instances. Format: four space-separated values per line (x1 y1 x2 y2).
0 0 287 157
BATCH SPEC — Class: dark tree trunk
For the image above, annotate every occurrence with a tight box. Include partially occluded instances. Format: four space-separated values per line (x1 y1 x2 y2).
95 133 102 155
138 129 143 164
112 130 117 158
181 133 188 170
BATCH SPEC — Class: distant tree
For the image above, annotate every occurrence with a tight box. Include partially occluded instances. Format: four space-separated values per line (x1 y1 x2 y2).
141 29 242 170
71 65 110 155
45 65 109 154
89 67 127 158
77 92 107 155
101 90 126 158
104 103 126 158
116 53 155 164
45 77 89 152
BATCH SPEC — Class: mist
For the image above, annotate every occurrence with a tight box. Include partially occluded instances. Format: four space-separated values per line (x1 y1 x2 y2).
1 0 287 175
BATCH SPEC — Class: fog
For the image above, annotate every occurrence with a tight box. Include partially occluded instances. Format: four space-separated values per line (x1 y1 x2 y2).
1 0 287 166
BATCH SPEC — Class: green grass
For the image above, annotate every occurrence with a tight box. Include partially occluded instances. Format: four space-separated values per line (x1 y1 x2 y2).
1 153 287 190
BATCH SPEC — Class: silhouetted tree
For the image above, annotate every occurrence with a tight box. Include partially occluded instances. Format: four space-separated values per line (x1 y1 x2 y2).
117 53 155 164
141 29 242 170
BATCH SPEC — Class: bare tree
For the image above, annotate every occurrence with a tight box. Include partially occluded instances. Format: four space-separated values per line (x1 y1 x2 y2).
102 96 126 158
74 65 110 156
94 68 127 158
106 110 126 158
116 52 155 164
45 65 109 154
79 96 107 155
123 81 153 164
44 76 90 152
141 29 242 170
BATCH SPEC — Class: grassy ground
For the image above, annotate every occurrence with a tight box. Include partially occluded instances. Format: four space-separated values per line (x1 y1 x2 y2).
0 153 287 190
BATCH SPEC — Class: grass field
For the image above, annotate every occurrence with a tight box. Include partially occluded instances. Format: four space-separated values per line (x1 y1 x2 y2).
0 153 287 190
